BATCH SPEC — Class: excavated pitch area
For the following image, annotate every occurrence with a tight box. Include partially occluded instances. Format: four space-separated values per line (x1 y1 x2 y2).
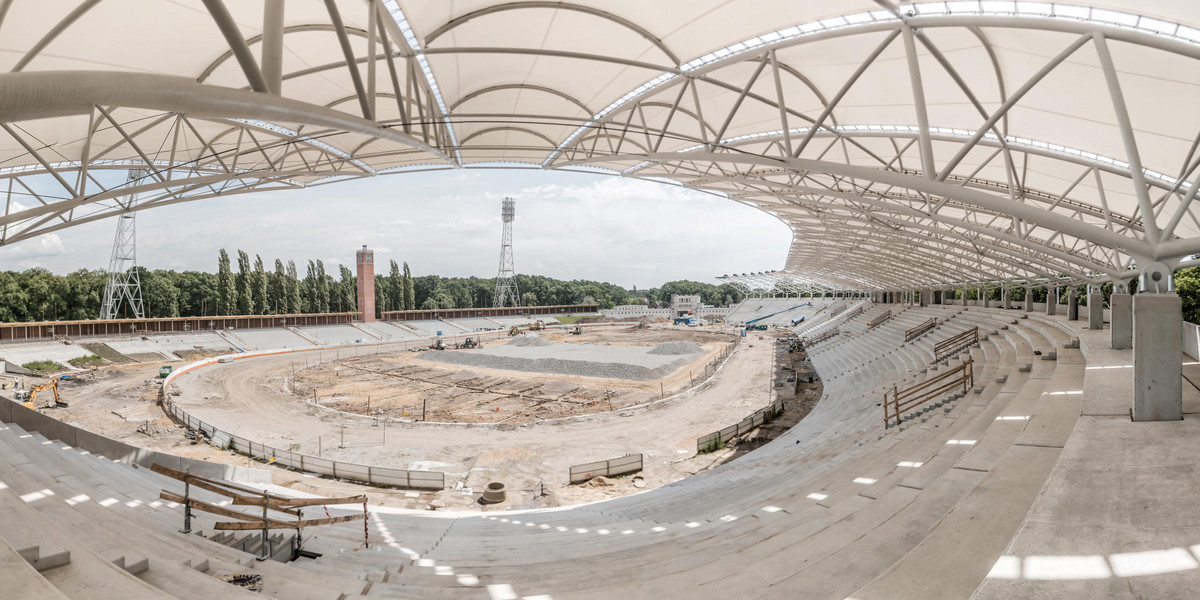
416 340 701 380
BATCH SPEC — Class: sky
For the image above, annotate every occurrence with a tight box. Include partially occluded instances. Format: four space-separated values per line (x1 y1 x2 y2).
0 168 793 290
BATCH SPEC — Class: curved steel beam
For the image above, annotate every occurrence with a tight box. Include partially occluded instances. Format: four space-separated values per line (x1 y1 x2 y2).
450 84 592 115
423 1 681 65
459 126 559 148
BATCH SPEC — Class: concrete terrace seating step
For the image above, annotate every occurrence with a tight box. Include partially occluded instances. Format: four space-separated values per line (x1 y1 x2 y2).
0 303 1127 599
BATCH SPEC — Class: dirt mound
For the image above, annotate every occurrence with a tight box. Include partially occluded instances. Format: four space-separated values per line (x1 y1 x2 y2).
450 369 479 381
507 335 552 348
541 380 579 394
647 341 703 355
582 475 614 487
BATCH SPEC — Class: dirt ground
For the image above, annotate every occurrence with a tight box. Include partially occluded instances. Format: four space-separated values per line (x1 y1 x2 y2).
18 324 807 512
291 327 731 424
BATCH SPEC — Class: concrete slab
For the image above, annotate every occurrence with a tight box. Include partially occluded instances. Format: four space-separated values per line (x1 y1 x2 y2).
972 415 1200 599
852 445 1062 600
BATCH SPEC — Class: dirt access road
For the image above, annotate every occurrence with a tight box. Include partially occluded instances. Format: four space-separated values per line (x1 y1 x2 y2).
165 325 779 509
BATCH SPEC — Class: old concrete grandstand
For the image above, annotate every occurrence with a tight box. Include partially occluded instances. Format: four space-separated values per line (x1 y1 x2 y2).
1 2 1199 599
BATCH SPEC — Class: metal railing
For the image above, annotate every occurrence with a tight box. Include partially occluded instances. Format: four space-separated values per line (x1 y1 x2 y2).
933 326 979 362
905 318 937 342
829 304 847 317
844 306 865 320
884 357 974 429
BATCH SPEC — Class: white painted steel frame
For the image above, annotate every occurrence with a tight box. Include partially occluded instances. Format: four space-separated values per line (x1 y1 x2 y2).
0 1 1196 293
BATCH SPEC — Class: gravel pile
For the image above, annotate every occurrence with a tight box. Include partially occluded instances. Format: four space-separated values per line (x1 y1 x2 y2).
418 341 700 380
648 341 704 355
507 335 552 347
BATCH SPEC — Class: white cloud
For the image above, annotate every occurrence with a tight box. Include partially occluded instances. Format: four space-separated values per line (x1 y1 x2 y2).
2 233 68 269
0 169 791 288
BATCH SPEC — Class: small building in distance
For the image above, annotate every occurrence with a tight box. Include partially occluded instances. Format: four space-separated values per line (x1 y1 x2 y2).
671 294 702 317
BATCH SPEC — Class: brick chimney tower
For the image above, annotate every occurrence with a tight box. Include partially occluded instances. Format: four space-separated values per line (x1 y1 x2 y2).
355 245 376 322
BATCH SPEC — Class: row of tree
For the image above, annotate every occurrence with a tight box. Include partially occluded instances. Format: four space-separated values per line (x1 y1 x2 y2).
0 250 747 322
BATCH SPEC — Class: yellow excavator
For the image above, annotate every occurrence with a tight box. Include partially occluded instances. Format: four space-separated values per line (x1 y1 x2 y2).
13 380 67 410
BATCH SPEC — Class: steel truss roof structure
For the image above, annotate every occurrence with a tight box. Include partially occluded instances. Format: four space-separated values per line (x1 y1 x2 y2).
1 1 1197 292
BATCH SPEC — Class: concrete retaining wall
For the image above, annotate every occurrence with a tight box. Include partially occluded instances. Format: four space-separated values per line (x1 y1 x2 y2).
0 397 270 483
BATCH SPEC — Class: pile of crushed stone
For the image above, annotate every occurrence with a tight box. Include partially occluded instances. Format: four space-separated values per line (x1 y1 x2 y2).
507 335 553 347
647 341 704 355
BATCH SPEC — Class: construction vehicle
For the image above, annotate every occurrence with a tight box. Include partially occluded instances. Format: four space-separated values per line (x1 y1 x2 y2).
509 326 521 336
14 380 68 409
430 339 446 350
456 338 479 349
570 326 583 335
530 320 546 331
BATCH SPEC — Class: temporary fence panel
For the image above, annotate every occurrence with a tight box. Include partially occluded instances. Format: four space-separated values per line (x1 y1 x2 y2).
569 453 644 484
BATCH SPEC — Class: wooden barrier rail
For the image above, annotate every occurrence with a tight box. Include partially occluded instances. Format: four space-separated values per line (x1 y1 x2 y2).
934 326 979 362
866 310 892 329
844 306 865 320
905 318 937 342
830 304 847 317
152 463 369 558
804 327 839 348
884 357 974 429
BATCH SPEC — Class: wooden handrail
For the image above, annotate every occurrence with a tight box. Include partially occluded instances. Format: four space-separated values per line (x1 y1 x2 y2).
905 318 937 342
844 306 865 320
884 357 974 429
934 326 978 361
830 304 847 317
866 310 892 329
804 326 839 348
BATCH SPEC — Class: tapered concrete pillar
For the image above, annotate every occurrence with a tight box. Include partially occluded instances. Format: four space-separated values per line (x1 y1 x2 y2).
1067 288 1079 321
1024 287 1033 311
1046 287 1057 315
1001 288 1010 310
919 291 929 307
1111 292 1132 349
1088 289 1104 330
1133 293 1182 421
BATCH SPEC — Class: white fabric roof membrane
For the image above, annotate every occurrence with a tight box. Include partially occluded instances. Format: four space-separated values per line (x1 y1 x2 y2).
0 0 1198 291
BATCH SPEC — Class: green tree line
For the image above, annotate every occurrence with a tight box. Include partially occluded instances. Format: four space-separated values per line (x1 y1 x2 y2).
0 250 745 322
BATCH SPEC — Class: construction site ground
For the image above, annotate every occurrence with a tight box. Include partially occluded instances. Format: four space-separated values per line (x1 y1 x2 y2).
292 327 731 424
9 325 806 512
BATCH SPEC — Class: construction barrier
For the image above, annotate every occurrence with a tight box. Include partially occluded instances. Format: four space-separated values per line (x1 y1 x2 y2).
568 454 643 484
161 396 445 490
696 398 784 453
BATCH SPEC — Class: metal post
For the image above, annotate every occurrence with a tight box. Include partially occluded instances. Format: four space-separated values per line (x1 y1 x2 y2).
259 489 271 561
180 470 192 533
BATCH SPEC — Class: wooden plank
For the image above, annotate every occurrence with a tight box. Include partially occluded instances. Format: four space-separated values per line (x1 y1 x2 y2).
213 513 365 531
159 491 295 527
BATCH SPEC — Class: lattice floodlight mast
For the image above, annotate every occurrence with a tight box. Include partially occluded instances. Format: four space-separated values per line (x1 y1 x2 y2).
99 170 146 320
493 197 520 308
